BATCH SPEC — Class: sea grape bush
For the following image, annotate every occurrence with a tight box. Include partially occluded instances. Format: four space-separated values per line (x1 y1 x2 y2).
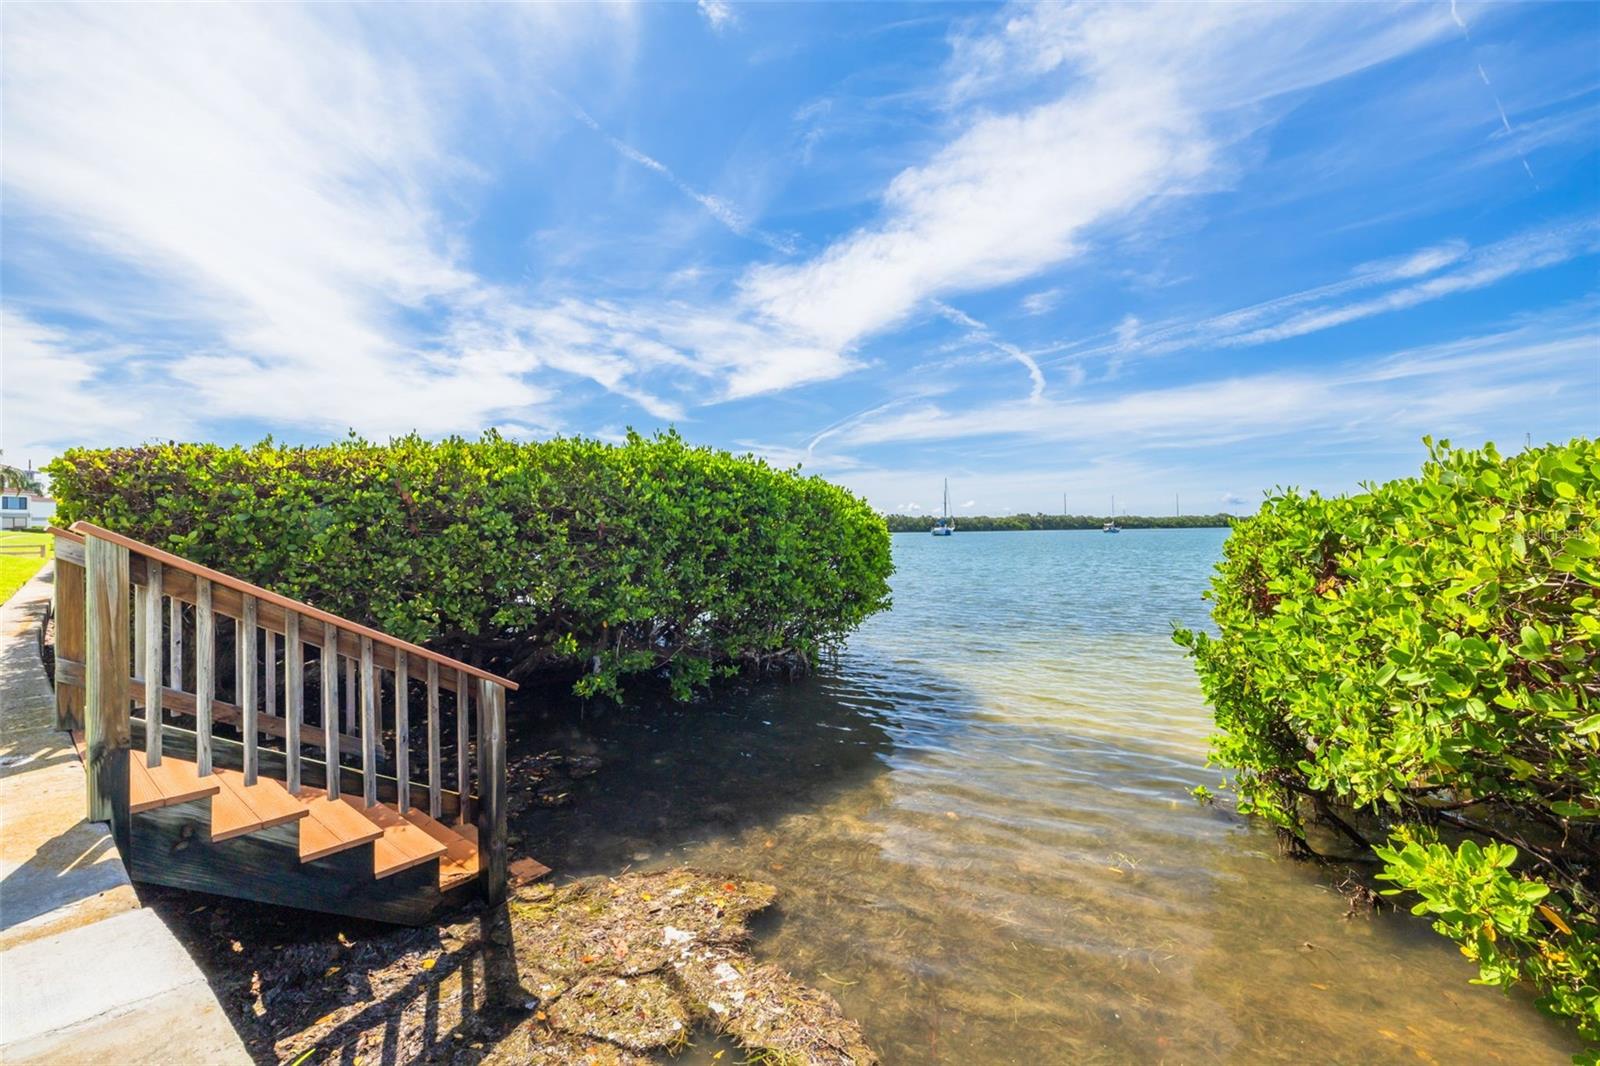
1176 438 1600 1053
47 431 892 700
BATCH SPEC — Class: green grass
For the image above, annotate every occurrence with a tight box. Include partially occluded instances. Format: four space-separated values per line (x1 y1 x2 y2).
0 531 54 604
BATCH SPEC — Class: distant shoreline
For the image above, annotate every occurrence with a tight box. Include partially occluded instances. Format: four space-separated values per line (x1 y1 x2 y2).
885 514 1236 532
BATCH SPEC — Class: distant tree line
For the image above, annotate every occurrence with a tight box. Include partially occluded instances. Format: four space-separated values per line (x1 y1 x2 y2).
882 512 1235 532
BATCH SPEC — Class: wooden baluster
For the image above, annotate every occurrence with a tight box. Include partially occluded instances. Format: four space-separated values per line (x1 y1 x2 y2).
264 630 277 734
132 582 147 683
395 649 409 814
168 596 183 692
360 636 377 808
84 535 130 826
241 593 259 784
344 657 356 734
286 612 302 795
322 623 340 800
426 661 441 819
53 539 86 732
477 680 507 904
456 668 471 825
144 560 163 766
196 578 214 776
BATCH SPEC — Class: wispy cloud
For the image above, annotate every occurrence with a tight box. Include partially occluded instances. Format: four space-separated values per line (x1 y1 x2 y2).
821 313 1598 453
563 98 796 254
0 5 590 452
697 0 736 34
1038 222 1599 366
734 2 1453 379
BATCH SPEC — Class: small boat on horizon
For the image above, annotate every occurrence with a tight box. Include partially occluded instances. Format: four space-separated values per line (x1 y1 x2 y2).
1103 495 1121 533
932 479 955 536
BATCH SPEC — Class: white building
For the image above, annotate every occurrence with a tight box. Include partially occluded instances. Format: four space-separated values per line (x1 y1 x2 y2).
0 493 55 530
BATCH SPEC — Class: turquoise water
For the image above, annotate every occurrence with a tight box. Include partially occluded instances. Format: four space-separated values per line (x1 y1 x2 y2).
510 529 1577 1063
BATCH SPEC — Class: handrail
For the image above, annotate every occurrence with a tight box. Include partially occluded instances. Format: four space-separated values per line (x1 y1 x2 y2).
68 521 517 691
53 520 511 905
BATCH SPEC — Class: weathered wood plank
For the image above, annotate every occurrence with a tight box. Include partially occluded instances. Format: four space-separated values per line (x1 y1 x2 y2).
322 623 341 801
344 656 356 734
285 611 303 795
264 629 277 732
478 681 507 905
395 650 409 815
84 535 131 824
196 577 214 776
456 668 471 826
360 636 377 808
132 583 147 682
54 554 86 731
168 595 183 691
144 560 164 766
241 592 258 785
427 660 441 819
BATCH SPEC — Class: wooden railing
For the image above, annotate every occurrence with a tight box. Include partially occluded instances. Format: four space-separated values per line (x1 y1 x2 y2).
50 522 516 904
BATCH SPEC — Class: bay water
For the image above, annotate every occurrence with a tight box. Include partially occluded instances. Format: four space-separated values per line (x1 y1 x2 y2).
508 529 1576 1063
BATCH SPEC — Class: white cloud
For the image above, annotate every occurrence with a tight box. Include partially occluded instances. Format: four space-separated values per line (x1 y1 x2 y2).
1037 222 1598 368
0 312 173 457
1020 289 1061 316
0 4 595 453
698 0 736 33
822 316 1598 453
563 99 795 253
728 2 1452 390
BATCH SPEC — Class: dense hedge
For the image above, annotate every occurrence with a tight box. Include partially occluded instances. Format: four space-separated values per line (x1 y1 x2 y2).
1177 438 1600 1052
47 431 892 699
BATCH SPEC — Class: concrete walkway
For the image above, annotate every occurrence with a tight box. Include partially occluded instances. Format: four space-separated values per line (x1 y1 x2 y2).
0 564 251 1065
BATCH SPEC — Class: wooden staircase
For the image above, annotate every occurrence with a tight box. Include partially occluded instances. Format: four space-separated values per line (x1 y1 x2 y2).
51 523 523 925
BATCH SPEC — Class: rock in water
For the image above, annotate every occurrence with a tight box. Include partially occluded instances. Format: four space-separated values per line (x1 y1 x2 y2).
492 869 878 1065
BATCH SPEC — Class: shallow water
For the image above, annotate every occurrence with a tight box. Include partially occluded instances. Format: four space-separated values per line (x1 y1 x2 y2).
508 529 1577 1064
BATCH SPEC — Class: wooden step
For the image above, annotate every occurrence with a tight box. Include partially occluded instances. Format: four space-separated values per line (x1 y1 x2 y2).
402 809 480 892
209 769 309 842
296 787 384 862
340 798 446 879
128 754 222 813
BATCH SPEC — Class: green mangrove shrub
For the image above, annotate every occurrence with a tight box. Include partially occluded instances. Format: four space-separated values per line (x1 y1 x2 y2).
47 431 892 699
1177 438 1600 1051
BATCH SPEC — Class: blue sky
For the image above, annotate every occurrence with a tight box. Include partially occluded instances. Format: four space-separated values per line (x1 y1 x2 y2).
2 1 1596 516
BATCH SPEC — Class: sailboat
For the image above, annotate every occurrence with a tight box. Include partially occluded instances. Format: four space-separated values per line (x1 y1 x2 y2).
1102 494 1121 533
931 479 955 536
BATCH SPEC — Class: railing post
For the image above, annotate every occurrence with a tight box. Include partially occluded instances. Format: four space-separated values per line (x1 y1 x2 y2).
241 593 258 784
285 611 302 795
144 560 163 766
394 650 409 814
344 657 356 734
196 577 214 776
168 596 183 691
321 623 340 799
456 668 472 825
477 680 507 905
426 661 441 819
264 630 277 735
53 543 86 732
360 636 377 807
84 534 130 828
